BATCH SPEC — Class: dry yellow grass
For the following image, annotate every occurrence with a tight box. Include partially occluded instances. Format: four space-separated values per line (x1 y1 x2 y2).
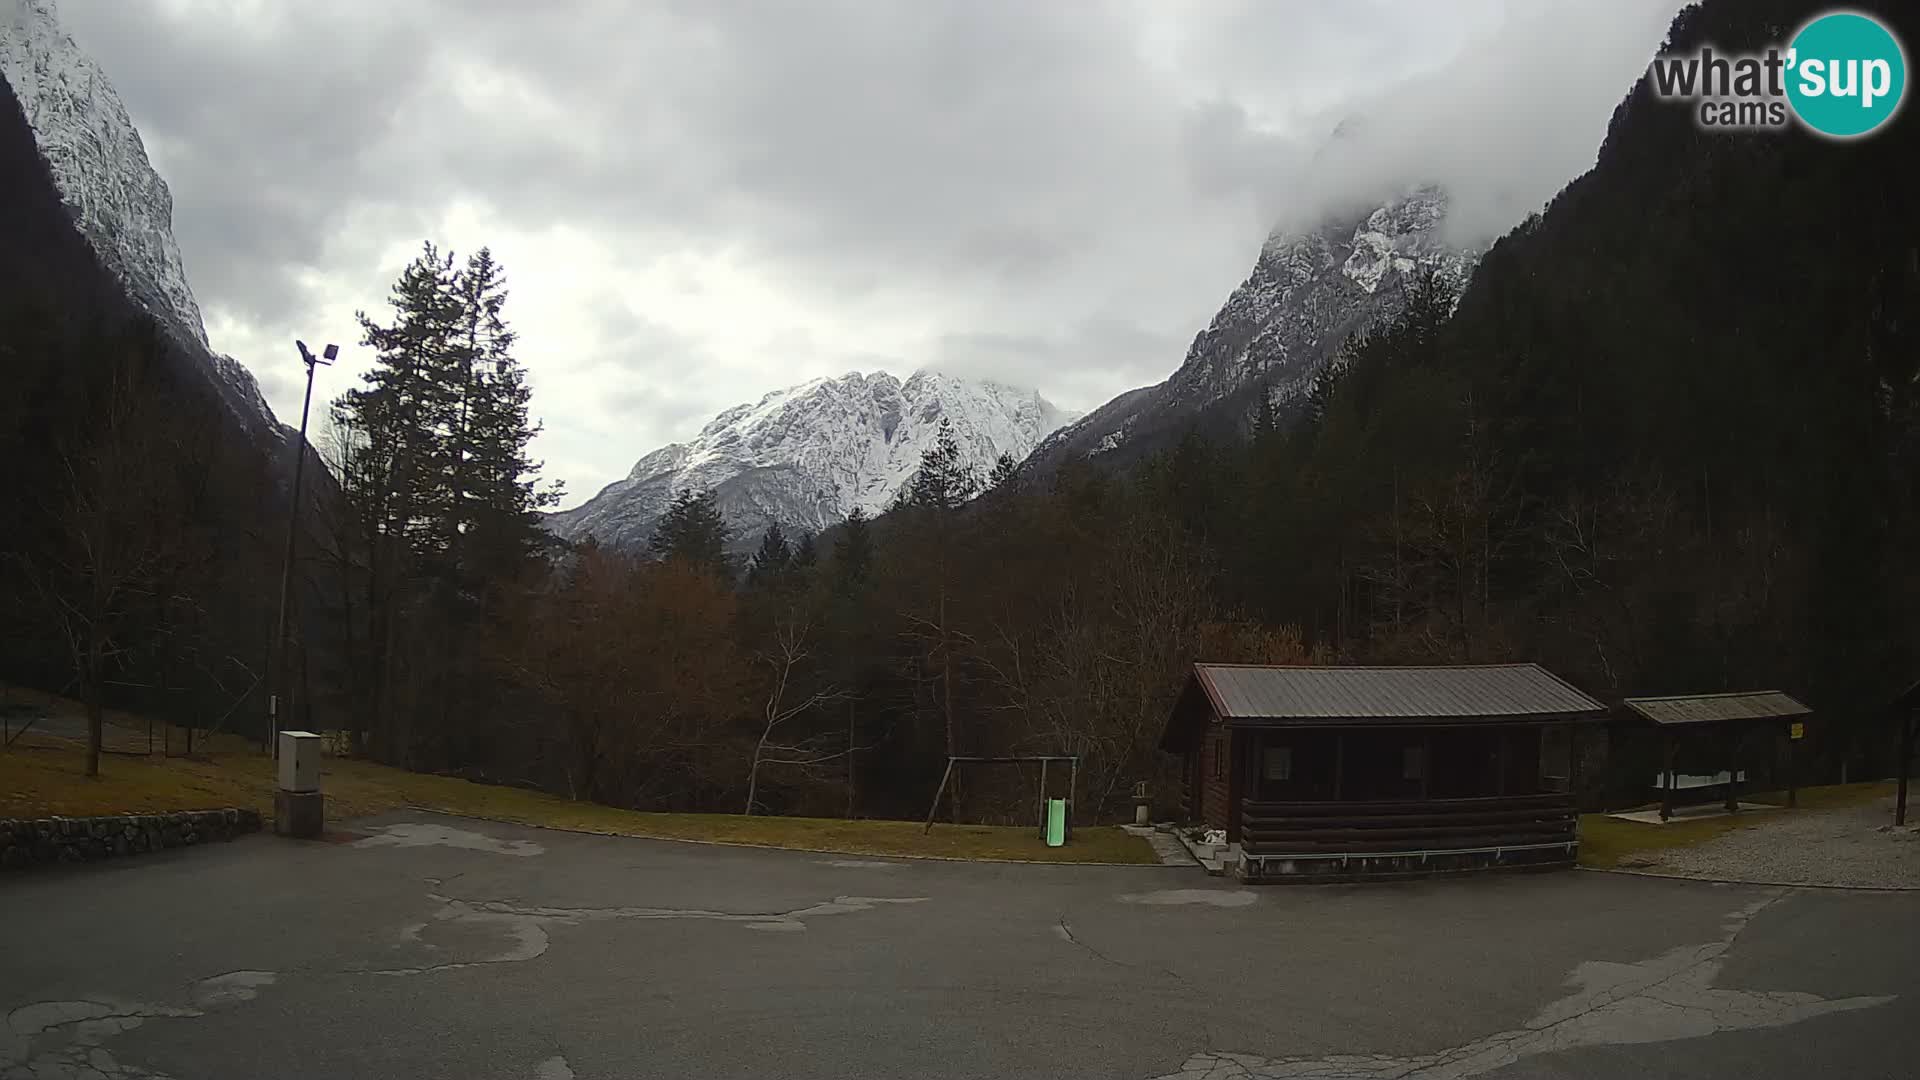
0 715 1154 864
1578 780 1897 869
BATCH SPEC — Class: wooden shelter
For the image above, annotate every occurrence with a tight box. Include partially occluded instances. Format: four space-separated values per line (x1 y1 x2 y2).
1621 691 1811 821
1160 663 1606 882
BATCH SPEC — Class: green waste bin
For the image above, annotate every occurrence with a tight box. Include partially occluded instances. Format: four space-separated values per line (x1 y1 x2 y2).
1045 798 1068 847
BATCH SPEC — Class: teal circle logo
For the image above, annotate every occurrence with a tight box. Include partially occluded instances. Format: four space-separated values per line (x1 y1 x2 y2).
1786 11 1907 138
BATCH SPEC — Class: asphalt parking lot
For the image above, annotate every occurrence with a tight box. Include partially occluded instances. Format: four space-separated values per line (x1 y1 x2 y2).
2 812 1915 1079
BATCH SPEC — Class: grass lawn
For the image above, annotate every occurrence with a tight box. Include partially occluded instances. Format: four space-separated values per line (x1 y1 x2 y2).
1578 780 1897 869
14 678 1883 873
0 723 1156 864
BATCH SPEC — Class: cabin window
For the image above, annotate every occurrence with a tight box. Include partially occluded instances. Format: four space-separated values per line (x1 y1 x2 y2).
1403 745 1426 782
1263 746 1292 781
1211 737 1225 780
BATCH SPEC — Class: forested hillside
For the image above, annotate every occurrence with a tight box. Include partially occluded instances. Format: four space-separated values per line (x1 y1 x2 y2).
0 72 316 769
1200 0 1919 764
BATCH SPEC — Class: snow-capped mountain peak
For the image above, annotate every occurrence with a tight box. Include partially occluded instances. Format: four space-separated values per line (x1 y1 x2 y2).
549 370 1078 552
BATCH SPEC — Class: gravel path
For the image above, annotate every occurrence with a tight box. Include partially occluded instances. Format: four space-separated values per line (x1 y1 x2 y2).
1644 792 1920 889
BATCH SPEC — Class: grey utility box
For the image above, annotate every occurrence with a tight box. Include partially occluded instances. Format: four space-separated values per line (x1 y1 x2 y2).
275 730 324 839
277 730 322 792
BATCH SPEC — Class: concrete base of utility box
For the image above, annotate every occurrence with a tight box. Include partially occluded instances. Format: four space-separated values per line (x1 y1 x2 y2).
274 790 325 839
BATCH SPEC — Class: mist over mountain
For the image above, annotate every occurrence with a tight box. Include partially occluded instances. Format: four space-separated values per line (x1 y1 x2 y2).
1025 184 1475 473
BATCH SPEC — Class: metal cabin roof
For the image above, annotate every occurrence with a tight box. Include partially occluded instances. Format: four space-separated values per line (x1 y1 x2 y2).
1191 663 1605 724
1621 691 1810 727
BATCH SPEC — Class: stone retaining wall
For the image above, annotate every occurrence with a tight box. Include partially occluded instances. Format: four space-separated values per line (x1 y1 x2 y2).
0 808 261 871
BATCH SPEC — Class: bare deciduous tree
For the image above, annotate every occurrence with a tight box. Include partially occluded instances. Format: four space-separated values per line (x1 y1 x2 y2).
20 365 186 775
745 613 848 815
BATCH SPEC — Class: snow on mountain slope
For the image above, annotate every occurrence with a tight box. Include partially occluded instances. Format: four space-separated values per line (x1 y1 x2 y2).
1025 185 1476 472
549 370 1077 552
1 0 279 440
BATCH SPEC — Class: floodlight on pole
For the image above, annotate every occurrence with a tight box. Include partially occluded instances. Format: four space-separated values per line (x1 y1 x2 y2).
270 340 336 757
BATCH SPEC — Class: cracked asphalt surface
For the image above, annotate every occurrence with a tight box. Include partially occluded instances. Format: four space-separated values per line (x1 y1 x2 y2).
2 811 1915 1079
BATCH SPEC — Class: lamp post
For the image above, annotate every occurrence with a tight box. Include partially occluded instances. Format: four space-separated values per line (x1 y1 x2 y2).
270 340 336 757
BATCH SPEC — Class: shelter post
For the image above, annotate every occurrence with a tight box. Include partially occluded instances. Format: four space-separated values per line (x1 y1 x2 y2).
1725 729 1739 814
1660 730 1675 822
1786 726 1798 809
1894 709 1910 826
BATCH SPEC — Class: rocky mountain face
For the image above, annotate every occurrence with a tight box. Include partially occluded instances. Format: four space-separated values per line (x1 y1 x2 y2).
549 370 1076 552
1024 185 1476 472
0 0 280 444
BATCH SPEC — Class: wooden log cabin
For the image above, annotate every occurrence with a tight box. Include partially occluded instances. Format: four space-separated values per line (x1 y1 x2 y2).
1160 663 1607 882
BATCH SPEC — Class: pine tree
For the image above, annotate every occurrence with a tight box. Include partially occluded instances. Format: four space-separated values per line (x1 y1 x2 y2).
792 533 818 570
986 452 1021 494
339 244 556 592
746 522 792 589
1251 383 1280 445
341 242 461 567
648 489 732 576
452 248 558 583
893 418 980 757
901 418 981 511
1393 265 1454 365
334 242 461 762
1304 354 1349 432
832 507 873 592
1166 430 1220 541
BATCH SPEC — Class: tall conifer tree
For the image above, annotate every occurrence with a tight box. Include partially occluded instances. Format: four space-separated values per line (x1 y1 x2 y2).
648 489 732 577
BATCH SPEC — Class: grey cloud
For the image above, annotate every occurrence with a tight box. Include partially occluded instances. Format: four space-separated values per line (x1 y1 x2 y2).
532 299 738 499
245 352 310 418
934 319 1186 412
1270 0 1686 244
61 3 444 329
54 0 1684 503
1178 100 1304 205
67 0 1279 314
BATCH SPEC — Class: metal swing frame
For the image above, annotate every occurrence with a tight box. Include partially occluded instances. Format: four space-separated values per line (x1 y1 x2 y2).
921 754 1080 838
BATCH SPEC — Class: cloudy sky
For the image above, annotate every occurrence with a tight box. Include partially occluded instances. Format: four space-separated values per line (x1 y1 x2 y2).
61 0 1681 509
